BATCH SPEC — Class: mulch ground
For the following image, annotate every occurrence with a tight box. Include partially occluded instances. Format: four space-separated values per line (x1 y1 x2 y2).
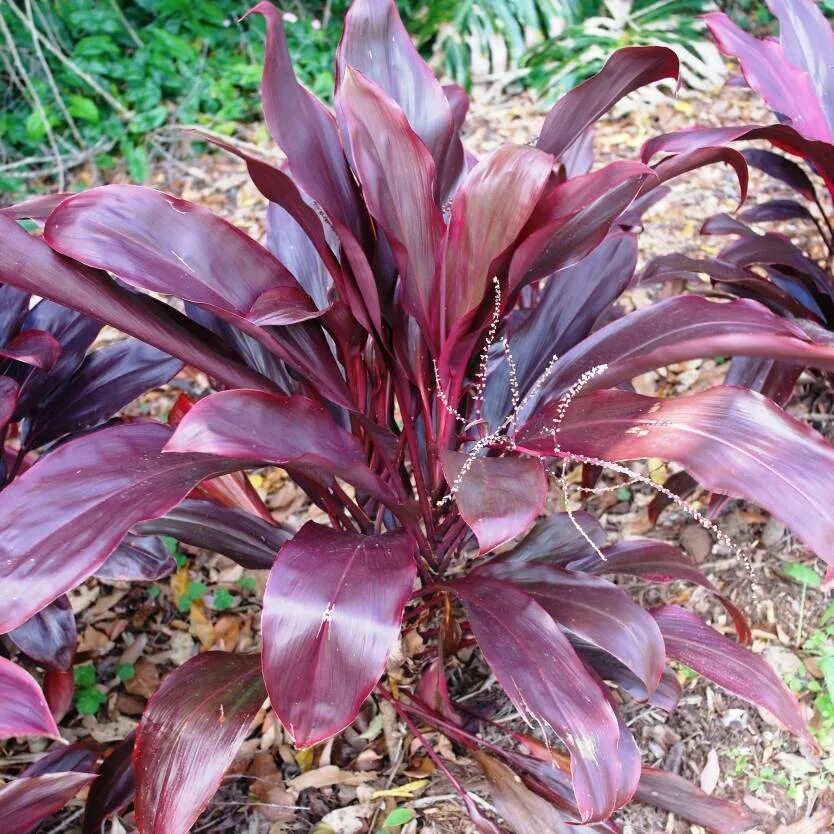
2 77 833 834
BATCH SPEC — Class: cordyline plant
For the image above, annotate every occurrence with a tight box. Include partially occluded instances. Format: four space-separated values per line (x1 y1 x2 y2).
638 0 834 566
3 2 834 832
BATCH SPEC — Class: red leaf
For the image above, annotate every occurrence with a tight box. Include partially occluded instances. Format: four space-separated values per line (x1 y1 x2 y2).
517 385 834 566
134 653 265 834
0 773 97 834
0 330 61 370
449 574 629 822
8 596 77 671
440 452 547 553
0 656 60 739
652 605 812 745
164 389 397 504
83 733 135 834
262 523 416 747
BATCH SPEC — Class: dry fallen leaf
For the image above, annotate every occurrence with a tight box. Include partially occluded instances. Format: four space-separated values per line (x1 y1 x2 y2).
249 751 296 823
188 600 216 649
699 748 720 795
288 765 376 792
774 810 833 834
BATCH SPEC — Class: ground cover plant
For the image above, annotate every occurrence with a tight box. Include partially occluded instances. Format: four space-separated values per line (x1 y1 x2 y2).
3 1 834 832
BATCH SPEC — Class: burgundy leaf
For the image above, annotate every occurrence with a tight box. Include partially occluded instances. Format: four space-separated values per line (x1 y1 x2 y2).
517 386 834 566
0 773 97 834
337 0 464 199
449 574 629 822
0 422 260 633
0 192 71 221
133 499 289 571
44 185 317 326
647 146 748 205
95 534 175 582
541 296 834 400
477 561 665 696
23 739 101 777
247 1 364 238
0 331 61 370
703 11 831 143
336 68 445 331
652 605 812 744
635 766 757 834
742 148 816 201
440 452 547 553
262 522 416 747
537 47 679 160
0 376 19 432
0 656 60 739
509 162 650 290
83 733 135 834
438 145 553 337
25 340 182 448
0 285 30 344
8 596 76 671
489 511 605 567
738 198 814 223
43 668 73 723
164 389 396 504
0 215 276 393
134 652 265 834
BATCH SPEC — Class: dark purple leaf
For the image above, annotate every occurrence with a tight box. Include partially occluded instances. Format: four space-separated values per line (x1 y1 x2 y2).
337 0 464 199
0 192 71 221
0 216 277 393
0 422 261 633
742 148 816 201
0 331 61 370
8 596 76 671
449 574 630 822
134 652 265 834
95 534 175 582
164 389 397 504
652 605 812 744
537 47 679 159
0 773 97 834
703 11 831 142
478 561 665 696
336 67 445 331
44 185 317 327
0 376 19 432
25 340 182 448
0 656 60 739
739 198 814 223
23 739 101 778
440 452 547 553
262 522 416 747
0 285 30 344
439 145 553 337
83 733 135 834
647 146 748 204
541 296 834 401
635 766 757 834
133 499 290 571
517 385 834 567
247 1 364 238
489 511 605 567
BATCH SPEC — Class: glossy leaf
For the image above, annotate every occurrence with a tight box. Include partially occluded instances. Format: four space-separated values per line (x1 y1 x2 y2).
23 739 101 777
541 296 834 400
0 215 275 393
95 534 175 582
517 386 834 566
0 773 97 834
0 656 60 739
164 389 396 504
134 652 265 834
337 68 444 330
537 47 679 159
0 330 61 370
652 605 811 744
83 733 135 834
478 561 664 696
43 668 73 723
440 452 547 553
449 574 628 822
26 340 181 448
0 422 258 633
44 185 317 326
336 0 463 199
262 522 416 747
635 766 757 834
741 148 816 201
8 596 76 671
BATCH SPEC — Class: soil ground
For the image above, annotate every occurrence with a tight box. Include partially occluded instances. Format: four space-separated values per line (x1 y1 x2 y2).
2 78 832 834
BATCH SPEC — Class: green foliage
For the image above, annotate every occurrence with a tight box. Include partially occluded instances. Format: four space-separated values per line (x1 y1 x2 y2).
522 0 718 101
117 662 137 681
212 587 235 610
73 662 107 715
379 806 416 830
177 579 208 611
